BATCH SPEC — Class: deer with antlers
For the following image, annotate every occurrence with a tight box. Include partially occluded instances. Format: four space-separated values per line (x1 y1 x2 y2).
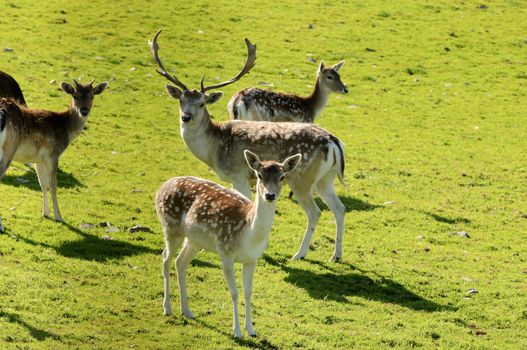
0 79 108 232
0 71 27 106
149 30 346 262
157 150 301 338
228 60 347 123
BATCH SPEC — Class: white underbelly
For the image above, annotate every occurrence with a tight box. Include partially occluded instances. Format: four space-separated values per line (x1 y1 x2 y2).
13 143 46 163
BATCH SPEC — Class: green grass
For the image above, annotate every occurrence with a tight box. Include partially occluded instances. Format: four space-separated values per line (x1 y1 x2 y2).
1 0 527 348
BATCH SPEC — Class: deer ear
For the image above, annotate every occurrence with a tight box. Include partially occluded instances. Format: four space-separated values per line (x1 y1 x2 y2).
318 61 325 74
60 82 75 95
206 92 223 105
244 150 262 172
93 82 109 95
165 84 182 99
282 153 302 173
332 60 345 72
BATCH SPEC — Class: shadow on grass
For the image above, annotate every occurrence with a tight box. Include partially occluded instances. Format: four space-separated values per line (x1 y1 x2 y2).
16 221 160 262
315 195 382 213
193 318 279 350
263 255 453 312
0 311 59 341
2 166 83 191
424 211 471 225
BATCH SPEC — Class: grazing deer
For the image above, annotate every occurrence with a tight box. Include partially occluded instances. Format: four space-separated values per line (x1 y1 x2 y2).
228 61 347 123
0 71 27 106
0 79 108 233
156 150 301 338
150 30 346 261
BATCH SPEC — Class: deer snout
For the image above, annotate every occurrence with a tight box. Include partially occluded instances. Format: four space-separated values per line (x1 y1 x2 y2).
181 113 192 123
342 86 349 94
265 192 277 202
80 107 90 117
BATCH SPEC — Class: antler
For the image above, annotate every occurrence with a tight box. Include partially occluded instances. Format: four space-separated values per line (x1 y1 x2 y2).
200 38 256 93
148 30 188 91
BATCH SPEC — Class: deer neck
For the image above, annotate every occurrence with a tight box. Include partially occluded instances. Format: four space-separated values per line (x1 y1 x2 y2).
247 191 277 244
66 103 88 142
306 78 331 121
180 111 219 167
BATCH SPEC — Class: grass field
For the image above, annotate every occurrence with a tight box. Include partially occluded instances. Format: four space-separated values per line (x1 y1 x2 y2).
1 0 526 348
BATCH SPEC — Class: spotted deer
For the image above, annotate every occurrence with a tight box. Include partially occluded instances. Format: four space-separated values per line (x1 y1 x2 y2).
156 150 301 338
0 79 108 232
150 30 346 261
228 61 347 123
0 71 27 106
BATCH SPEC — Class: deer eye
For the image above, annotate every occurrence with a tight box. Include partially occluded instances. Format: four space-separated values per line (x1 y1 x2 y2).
199 103 205 108
327 75 334 80
257 174 263 180
279 175 285 182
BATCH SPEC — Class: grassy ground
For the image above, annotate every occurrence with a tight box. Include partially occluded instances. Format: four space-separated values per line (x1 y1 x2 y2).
1 0 526 348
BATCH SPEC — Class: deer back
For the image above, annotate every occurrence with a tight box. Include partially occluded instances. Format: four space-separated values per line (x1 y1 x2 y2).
229 88 314 123
208 121 343 184
0 71 26 106
156 176 253 254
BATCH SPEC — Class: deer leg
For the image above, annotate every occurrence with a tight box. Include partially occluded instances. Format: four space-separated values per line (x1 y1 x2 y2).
175 238 200 319
46 157 63 222
290 188 321 260
35 163 51 218
0 150 15 233
221 256 242 338
162 228 184 316
242 262 257 337
316 175 346 262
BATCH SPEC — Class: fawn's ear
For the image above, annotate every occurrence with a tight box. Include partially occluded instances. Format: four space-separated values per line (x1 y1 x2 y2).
93 82 109 95
206 92 223 105
244 150 262 172
332 60 345 73
282 153 302 173
318 61 326 74
60 82 75 95
165 84 182 99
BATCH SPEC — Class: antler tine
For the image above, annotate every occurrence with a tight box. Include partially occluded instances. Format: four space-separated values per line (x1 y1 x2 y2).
148 30 188 91
88 79 95 86
73 79 81 87
201 38 257 93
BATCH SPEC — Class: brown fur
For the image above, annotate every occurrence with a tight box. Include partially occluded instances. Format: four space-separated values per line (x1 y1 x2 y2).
0 71 26 106
156 176 252 254
228 62 347 123
207 119 342 182
1 98 82 158
0 80 108 228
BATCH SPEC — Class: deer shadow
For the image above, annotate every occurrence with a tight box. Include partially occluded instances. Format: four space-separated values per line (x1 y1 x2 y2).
0 311 59 341
2 166 83 190
263 254 453 312
192 318 279 350
15 221 160 262
423 211 471 225
314 195 382 213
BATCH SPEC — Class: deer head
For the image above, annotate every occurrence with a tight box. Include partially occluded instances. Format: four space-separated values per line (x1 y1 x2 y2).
60 79 109 117
149 30 256 126
244 150 301 202
317 61 348 94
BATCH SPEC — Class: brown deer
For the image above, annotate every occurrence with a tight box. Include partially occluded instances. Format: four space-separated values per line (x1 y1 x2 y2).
0 71 27 106
228 61 347 123
156 150 301 338
150 30 346 262
0 79 108 233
